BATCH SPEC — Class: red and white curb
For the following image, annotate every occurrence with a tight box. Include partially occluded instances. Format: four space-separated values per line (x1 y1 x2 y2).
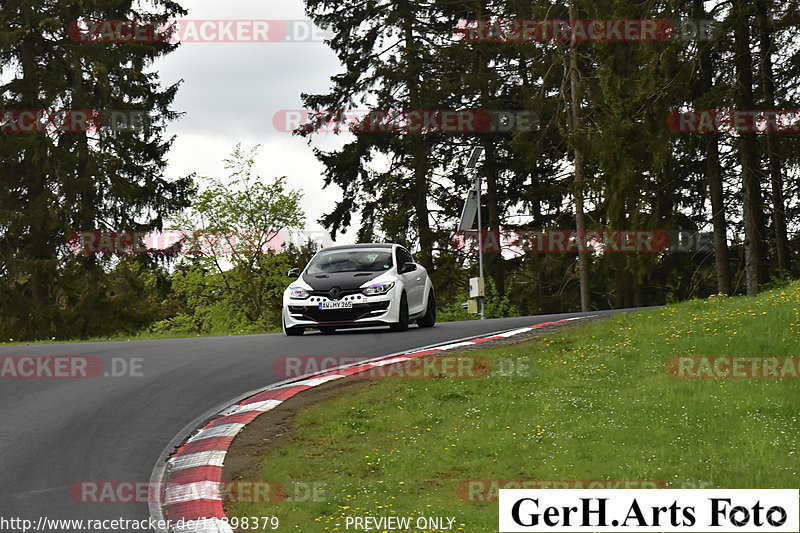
158 316 594 532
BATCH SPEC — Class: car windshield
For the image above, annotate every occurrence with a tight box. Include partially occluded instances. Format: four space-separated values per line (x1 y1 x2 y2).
306 249 393 274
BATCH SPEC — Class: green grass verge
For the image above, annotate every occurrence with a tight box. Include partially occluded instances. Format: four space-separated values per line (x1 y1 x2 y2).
0 317 475 346
0 327 281 346
227 284 800 532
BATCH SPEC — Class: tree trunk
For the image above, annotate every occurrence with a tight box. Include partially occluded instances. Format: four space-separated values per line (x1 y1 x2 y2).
568 0 591 311
705 133 733 294
694 0 732 294
733 0 767 294
402 1 433 271
21 7 51 338
482 131 505 296
756 0 790 276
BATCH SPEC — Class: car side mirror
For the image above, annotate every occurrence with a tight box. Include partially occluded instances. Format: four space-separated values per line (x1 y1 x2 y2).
399 262 417 274
288 267 300 278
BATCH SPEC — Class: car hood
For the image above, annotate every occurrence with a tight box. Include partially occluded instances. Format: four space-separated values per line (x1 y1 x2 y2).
302 271 387 291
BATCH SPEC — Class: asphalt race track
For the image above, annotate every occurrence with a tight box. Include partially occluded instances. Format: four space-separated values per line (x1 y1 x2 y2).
0 311 624 530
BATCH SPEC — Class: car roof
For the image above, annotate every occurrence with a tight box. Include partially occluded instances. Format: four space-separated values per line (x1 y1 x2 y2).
320 243 397 251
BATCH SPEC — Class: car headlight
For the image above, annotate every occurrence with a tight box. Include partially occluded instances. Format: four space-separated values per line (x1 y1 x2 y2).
363 282 395 296
289 287 309 299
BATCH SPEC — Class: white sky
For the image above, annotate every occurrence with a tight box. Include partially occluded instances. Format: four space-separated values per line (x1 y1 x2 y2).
155 0 355 244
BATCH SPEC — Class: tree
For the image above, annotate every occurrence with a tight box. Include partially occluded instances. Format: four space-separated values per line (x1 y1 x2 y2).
168 144 305 327
731 0 768 294
0 0 191 340
300 0 462 271
693 0 732 294
756 0 790 276
567 0 591 311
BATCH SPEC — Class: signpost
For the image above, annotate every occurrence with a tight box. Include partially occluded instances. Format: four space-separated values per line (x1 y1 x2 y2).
464 146 485 320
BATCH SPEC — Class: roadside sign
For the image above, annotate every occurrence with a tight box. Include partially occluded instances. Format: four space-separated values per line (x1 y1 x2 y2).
458 188 479 231
466 146 484 169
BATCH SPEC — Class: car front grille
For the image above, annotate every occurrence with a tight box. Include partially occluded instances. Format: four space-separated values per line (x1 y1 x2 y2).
288 301 390 323
308 288 364 299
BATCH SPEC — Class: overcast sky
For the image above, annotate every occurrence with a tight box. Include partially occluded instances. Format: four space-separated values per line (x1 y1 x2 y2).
155 0 353 244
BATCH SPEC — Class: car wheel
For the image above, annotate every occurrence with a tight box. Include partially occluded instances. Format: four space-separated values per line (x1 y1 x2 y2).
389 292 409 332
283 317 304 336
417 291 436 328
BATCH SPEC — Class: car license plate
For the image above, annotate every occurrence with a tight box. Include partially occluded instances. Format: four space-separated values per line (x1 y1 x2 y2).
319 301 353 310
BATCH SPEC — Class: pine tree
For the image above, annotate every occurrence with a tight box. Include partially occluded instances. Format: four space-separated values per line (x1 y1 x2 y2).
0 0 192 339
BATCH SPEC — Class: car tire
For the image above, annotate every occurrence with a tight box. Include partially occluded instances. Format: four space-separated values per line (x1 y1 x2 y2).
417 291 436 328
389 292 409 332
283 317 304 336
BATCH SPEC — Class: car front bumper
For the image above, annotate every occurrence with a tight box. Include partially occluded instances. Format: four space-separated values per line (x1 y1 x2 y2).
283 295 399 329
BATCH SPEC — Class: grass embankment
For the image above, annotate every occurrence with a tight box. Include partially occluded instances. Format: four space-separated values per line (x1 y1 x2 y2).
0 327 280 346
228 284 800 532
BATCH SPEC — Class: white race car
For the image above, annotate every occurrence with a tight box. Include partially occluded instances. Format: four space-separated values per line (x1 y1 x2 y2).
282 243 436 336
